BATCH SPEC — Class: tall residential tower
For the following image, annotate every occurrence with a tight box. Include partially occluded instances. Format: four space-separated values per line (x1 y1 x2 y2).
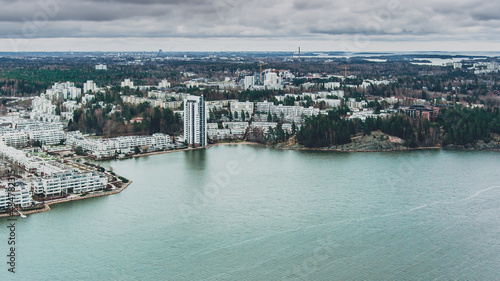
183 95 207 147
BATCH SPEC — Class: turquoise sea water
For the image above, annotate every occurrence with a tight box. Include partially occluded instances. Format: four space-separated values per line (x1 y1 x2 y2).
1 146 500 280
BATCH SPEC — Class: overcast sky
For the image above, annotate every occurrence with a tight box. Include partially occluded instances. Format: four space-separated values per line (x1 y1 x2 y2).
0 0 499 52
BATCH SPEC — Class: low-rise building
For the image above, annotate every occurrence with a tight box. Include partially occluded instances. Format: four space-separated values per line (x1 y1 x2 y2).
0 181 32 210
66 131 172 159
230 101 254 116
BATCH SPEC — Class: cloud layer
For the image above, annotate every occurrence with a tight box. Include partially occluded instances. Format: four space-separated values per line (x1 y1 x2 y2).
0 0 499 51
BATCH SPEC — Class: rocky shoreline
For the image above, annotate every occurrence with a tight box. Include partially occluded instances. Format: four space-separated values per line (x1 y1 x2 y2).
271 131 500 152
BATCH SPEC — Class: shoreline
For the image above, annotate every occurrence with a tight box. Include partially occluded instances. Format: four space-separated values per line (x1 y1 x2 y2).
273 145 500 153
130 142 264 159
103 140 500 161
274 145 444 153
0 180 133 218
209 141 265 147
132 147 202 158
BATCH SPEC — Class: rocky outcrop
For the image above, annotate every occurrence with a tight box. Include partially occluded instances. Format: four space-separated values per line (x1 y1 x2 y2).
273 131 413 152
445 140 500 151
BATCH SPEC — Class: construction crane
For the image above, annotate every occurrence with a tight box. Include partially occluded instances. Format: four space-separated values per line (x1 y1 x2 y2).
259 61 268 83
333 65 350 81
343 65 350 80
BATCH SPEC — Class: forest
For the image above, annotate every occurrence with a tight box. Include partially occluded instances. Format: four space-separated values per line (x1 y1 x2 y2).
295 106 500 148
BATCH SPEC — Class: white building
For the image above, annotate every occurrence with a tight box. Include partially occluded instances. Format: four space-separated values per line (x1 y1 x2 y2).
324 82 341 90
32 96 56 115
66 131 171 159
206 100 225 112
23 122 65 145
158 80 171 88
243 76 255 90
184 95 207 147
121 79 135 88
256 101 272 113
83 80 97 93
263 72 283 90
0 142 109 199
45 82 82 100
29 112 61 123
0 181 32 210
33 161 108 197
95 64 107 70
230 101 254 116
316 99 341 108
250 122 278 133
279 70 295 80
0 130 28 148
347 98 368 110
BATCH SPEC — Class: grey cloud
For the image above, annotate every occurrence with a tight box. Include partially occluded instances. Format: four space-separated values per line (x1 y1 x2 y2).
0 0 499 43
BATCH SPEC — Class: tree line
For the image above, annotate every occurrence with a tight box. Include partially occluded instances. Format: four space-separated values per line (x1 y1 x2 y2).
294 106 500 148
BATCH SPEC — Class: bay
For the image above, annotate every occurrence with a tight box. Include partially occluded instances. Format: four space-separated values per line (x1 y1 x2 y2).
1 145 500 280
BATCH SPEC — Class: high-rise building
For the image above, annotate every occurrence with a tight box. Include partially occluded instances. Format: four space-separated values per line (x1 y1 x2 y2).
264 72 283 90
84 80 97 93
184 95 207 147
243 76 255 90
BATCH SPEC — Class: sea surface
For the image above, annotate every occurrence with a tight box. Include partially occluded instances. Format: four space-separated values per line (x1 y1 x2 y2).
1 145 500 280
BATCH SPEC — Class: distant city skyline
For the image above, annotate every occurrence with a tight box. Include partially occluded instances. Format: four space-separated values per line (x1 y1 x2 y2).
0 0 499 52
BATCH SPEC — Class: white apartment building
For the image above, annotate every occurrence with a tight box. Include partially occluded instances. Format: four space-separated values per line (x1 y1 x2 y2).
243 76 255 90
250 122 278 134
206 100 225 112
207 122 248 141
263 72 283 90
230 101 254 116
24 122 64 145
0 130 28 148
122 95 183 110
256 101 272 113
45 82 82 100
0 181 32 210
32 96 56 114
158 80 171 88
95 64 107 70
222 122 248 137
270 105 320 118
30 112 61 123
66 131 171 159
279 70 295 80
347 98 368 110
184 95 207 147
207 128 232 141
1 119 65 146
121 79 135 88
0 143 109 198
148 91 166 100
83 80 97 93
324 82 341 90
33 161 108 197
316 99 342 108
